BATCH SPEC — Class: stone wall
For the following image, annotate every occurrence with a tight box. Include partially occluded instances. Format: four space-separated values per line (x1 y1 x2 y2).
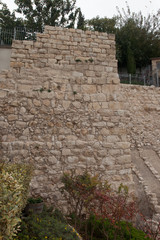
120 84 160 152
10 26 119 88
1 26 160 212
0 26 134 205
120 84 160 217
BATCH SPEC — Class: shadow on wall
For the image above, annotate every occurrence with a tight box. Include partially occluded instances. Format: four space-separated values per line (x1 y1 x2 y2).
0 46 12 72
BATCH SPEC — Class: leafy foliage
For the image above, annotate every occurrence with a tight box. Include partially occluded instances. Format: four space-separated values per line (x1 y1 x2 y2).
15 207 81 240
27 197 43 204
87 4 160 71
87 16 117 34
115 6 160 69
126 46 136 74
14 0 84 30
60 171 106 219
0 1 24 28
60 171 143 240
0 163 32 240
1 167 159 240
86 215 150 240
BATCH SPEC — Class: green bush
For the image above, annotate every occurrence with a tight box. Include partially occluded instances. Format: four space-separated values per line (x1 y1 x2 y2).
85 215 151 240
15 207 81 240
0 163 32 240
27 197 43 204
60 171 106 219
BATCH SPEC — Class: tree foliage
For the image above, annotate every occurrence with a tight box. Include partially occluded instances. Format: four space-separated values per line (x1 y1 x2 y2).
0 1 23 29
0 0 84 30
87 4 160 71
126 45 136 74
87 16 117 34
14 0 84 30
116 4 160 69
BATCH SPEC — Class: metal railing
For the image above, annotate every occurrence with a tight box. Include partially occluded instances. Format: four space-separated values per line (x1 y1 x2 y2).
0 27 43 46
119 70 160 87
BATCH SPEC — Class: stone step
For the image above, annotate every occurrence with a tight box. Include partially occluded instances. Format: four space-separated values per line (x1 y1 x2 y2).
132 164 160 216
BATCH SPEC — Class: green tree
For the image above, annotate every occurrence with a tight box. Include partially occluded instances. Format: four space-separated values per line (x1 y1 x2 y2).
116 4 160 70
0 1 23 29
87 16 117 33
14 0 85 30
127 45 136 74
77 9 85 30
87 4 160 72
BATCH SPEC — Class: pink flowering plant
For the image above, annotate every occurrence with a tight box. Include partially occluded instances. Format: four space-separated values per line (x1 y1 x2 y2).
60 170 150 240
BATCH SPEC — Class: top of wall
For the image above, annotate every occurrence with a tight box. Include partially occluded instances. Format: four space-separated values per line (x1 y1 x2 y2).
9 26 119 89
151 57 160 61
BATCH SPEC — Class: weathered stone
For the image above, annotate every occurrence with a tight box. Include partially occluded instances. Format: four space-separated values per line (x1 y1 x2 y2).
72 101 81 108
93 122 106 127
20 107 26 114
101 102 108 108
18 84 33 91
43 99 51 107
92 102 101 110
8 115 18 121
16 121 27 128
0 90 7 98
117 155 131 164
81 85 97 94
62 149 71 156
75 140 87 148
62 101 71 110
85 71 96 77
91 93 106 102
0 26 140 209
67 156 78 163
102 156 115 166
0 121 8 128
107 135 120 143
10 62 24 68
48 156 57 164
72 71 83 78
100 128 110 136
116 142 130 149
23 128 30 136
33 99 41 107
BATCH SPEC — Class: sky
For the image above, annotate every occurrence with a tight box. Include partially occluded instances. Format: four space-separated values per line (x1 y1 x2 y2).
2 0 160 19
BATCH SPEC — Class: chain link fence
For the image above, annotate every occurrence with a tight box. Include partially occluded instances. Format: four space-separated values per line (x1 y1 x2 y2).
0 27 43 45
119 70 160 87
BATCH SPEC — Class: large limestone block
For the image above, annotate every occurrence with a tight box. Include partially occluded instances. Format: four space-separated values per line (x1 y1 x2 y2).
81 85 97 94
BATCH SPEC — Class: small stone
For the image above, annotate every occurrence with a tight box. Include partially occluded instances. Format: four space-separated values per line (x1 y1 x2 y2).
48 156 57 164
8 115 18 121
43 99 50 107
62 149 71 156
20 107 26 114
33 99 41 107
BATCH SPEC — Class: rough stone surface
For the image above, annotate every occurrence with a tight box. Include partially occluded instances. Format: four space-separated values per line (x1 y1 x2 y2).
120 84 160 218
3 26 160 212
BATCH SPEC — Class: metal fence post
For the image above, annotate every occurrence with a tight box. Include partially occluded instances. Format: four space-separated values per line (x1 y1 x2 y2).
129 74 131 84
156 70 159 87
13 27 16 40
143 76 146 86
0 27 1 45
